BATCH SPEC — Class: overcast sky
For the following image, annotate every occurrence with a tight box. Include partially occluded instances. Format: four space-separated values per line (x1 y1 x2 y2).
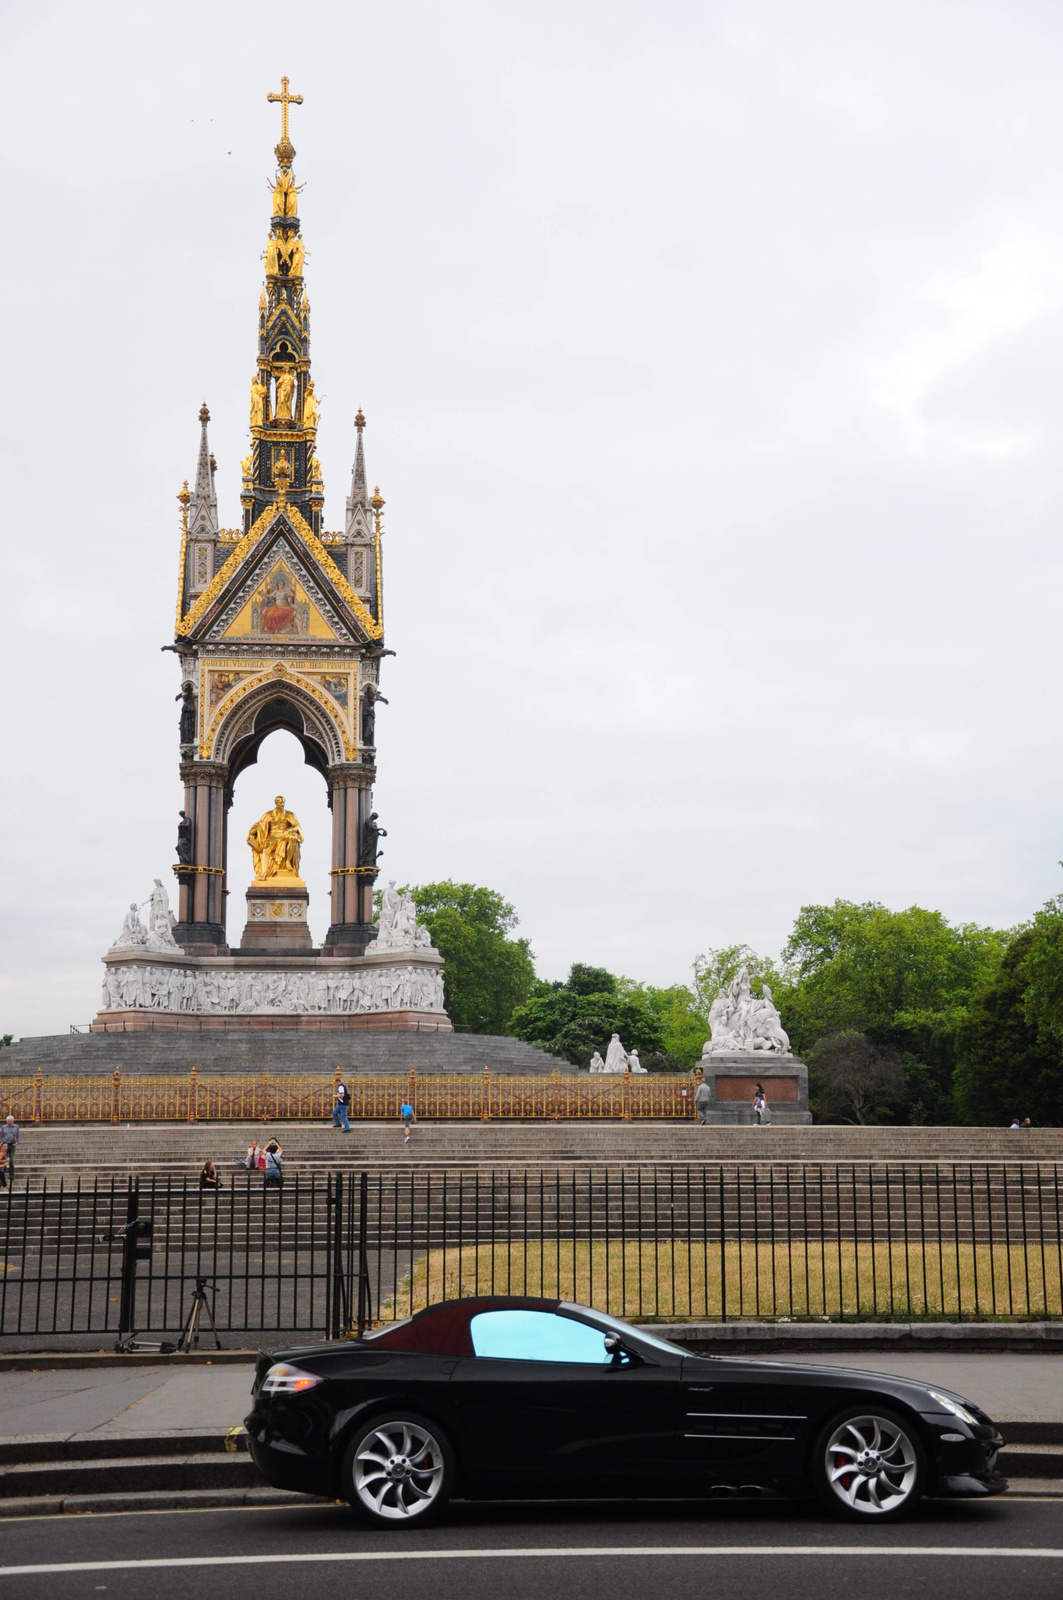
4 0 1063 1038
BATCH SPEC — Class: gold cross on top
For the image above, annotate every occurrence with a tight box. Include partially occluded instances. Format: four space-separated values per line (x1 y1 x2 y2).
267 76 303 143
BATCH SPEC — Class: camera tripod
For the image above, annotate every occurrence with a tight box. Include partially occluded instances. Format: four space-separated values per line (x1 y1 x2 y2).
177 1276 222 1353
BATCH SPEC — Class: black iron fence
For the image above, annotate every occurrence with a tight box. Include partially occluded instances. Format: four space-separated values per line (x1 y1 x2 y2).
2 1163 1061 1342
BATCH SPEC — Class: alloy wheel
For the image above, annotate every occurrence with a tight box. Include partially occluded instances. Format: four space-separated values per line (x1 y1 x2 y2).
350 1419 447 1521
823 1413 919 1515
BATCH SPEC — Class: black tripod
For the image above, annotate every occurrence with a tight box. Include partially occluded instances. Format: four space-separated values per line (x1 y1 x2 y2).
177 1276 222 1353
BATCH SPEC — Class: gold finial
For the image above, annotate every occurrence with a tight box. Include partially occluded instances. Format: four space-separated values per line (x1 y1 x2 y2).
274 452 291 503
198 401 210 425
267 75 303 165
177 479 191 532
371 484 385 514
354 408 366 433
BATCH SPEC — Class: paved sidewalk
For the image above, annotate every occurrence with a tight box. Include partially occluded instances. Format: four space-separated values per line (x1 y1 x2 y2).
1 1352 1061 1441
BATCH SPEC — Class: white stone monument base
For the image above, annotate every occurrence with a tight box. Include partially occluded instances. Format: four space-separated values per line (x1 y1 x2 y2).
92 946 450 1033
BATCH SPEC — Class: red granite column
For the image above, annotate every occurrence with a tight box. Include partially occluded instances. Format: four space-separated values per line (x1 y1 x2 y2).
174 760 229 952
324 762 376 955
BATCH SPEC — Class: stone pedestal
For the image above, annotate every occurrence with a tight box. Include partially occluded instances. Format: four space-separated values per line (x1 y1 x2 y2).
239 878 312 951
698 1054 812 1124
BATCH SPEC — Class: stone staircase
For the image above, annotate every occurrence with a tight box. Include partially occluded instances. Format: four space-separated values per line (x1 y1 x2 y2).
7 1122 1063 1184
0 1030 570 1077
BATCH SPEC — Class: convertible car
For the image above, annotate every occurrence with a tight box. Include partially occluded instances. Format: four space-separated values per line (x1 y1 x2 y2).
245 1296 1006 1526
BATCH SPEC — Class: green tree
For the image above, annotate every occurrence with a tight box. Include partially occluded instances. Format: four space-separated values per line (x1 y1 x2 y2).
776 900 1008 1123
955 928 1063 1125
509 964 665 1066
692 945 780 1016
1016 894 1063 1047
0 1035 11 1049
807 1032 906 1124
403 882 536 1035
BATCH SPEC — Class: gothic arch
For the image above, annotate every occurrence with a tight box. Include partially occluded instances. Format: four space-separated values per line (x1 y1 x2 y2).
214 678 346 783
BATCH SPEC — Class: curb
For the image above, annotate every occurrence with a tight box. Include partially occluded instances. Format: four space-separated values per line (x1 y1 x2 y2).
0 1486 332 1519
652 1321 1063 1354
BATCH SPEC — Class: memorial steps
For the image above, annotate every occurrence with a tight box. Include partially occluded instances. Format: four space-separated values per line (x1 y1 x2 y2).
7 1122 1063 1186
0 1031 571 1078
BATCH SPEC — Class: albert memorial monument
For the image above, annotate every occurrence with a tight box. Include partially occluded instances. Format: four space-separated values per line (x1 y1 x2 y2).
94 78 447 1034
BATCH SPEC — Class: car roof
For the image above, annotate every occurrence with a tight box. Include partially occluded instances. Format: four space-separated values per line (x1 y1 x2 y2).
364 1296 562 1357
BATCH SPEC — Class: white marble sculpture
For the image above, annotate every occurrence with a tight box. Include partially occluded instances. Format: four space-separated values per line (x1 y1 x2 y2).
703 965 791 1056
627 1048 647 1074
146 879 180 952
110 902 147 951
588 1051 606 1074
101 959 446 1016
374 881 433 953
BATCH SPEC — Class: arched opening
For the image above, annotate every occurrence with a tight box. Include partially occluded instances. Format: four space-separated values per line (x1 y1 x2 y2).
228 729 330 946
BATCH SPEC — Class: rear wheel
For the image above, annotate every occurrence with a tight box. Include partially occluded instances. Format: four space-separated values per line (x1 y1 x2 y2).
341 1413 454 1527
812 1405 925 1521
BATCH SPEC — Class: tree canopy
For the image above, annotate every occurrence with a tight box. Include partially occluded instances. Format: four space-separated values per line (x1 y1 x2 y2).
403 881 536 1035
508 965 667 1066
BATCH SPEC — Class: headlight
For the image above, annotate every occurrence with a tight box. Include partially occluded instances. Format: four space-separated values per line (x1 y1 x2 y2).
928 1389 976 1425
261 1362 324 1395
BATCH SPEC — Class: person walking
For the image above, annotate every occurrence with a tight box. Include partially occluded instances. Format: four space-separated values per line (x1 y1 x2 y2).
694 1077 712 1125
333 1080 351 1133
263 1139 283 1190
1 1117 18 1188
399 1099 416 1146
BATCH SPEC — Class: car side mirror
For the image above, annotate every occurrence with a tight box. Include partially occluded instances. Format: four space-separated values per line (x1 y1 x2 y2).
603 1331 636 1364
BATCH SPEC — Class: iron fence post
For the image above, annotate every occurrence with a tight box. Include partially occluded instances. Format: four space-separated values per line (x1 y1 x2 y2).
118 1178 140 1338
357 1170 371 1336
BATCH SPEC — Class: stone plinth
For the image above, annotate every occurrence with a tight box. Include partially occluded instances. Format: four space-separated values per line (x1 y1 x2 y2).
698 1054 811 1124
240 879 312 951
94 946 450 1032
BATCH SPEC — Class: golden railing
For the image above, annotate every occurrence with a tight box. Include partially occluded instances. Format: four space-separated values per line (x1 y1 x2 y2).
0 1068 698 1124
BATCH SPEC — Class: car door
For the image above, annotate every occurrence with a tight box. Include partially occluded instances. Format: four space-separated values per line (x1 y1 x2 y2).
680 1353 811 1487
449 1308 681 1494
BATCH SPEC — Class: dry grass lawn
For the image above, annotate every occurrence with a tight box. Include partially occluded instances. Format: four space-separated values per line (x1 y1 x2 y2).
378 1238 1063 1323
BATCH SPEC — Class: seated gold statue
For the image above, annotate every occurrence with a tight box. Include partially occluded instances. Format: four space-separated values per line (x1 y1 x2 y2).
248 795 304 882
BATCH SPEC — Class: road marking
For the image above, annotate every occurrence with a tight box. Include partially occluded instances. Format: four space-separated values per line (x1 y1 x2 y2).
3 1546 1063 1576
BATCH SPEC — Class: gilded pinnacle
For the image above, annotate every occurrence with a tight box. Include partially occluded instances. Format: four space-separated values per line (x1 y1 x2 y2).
355 408 366 433
177 480 191 508
267 75 303 167
371 485 385 513
199 402 210 424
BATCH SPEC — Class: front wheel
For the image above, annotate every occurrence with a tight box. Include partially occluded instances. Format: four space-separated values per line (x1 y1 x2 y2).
812 1405 926 1521
341 1413 454 1527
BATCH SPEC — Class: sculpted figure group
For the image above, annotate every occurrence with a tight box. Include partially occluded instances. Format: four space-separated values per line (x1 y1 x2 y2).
588 1034 648 1074
101 960 445 1016
374 881 432 954
703 964 791 1056
109 880 180 955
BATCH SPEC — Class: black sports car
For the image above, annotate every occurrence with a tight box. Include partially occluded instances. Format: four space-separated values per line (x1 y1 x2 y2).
245 1296 1006 1526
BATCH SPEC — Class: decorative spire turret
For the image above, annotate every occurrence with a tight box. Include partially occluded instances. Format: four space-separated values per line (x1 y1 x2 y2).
242 76 321 534
345 408 372 539
188 402 219 539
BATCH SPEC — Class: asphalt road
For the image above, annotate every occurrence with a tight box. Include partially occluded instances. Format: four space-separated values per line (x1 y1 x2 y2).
1 1495 1061 1600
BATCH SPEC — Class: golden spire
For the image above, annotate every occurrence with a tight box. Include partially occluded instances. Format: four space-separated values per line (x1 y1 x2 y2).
267 74 303 167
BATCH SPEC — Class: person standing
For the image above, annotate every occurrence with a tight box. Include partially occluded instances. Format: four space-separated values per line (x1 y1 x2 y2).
752 1085 766 1126
263 1140 283 1190
694 1077 712 1125
1 1117 18 1188
399 1099 416 1146
333 1080 351 1133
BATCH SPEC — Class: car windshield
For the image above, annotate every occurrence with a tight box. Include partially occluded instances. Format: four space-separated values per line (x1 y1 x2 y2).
560 1305 690 1357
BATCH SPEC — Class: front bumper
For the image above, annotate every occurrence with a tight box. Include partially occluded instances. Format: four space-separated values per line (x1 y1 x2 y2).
935 1471 1009 1498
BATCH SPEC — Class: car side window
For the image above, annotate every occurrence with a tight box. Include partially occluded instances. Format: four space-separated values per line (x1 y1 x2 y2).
470 1310 611 1364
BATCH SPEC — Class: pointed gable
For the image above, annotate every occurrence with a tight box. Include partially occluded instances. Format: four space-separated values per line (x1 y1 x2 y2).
177 503 383 644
